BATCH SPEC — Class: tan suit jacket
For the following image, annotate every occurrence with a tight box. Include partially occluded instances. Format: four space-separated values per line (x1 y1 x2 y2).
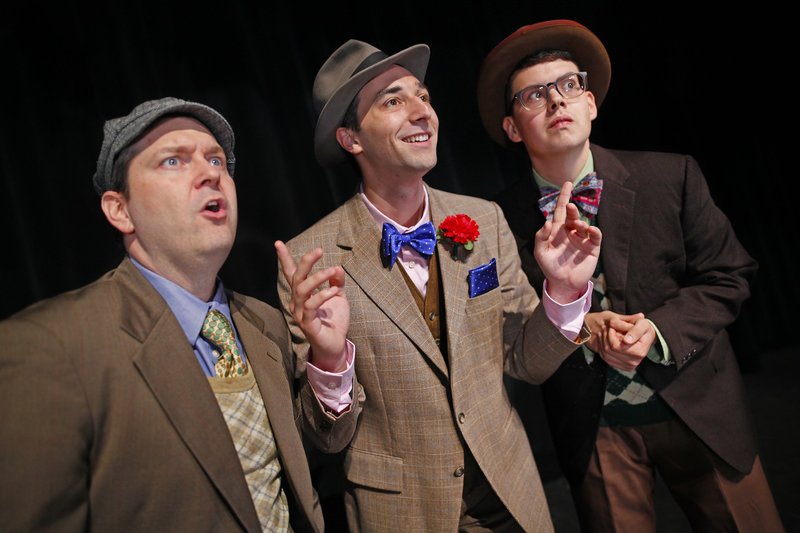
278 185 579 532
0 257 350 532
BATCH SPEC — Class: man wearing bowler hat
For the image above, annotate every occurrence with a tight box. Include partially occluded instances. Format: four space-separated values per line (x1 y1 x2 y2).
477 19 784 531
0 96 360 532
276 38 601 531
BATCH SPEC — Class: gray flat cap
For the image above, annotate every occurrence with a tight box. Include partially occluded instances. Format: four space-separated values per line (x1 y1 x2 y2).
93 96 236 195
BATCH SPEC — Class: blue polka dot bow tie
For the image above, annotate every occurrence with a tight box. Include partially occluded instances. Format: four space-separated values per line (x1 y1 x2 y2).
380 221 437 269
538 172 603 221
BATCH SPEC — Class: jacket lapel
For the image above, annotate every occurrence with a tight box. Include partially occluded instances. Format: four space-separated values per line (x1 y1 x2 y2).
115 259 261 532
337 193 448 377
592 145 635 310
229 299 297 474
230 298 316 518
427 188 470 355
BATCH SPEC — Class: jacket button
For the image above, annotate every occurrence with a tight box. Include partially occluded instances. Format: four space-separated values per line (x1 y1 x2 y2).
454 466 465 477
458 413 466 424
429 312 437 321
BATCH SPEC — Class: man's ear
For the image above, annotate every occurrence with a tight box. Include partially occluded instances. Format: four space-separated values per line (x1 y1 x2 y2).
100 191 135 234
502 116 523 144
336 127 363 155
586 90 598 121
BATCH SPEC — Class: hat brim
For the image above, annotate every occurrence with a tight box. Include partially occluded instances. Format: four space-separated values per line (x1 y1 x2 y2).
314 44 430 166
477 20 611 147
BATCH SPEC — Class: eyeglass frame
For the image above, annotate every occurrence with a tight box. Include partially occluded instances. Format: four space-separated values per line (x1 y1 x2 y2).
509 71 588 112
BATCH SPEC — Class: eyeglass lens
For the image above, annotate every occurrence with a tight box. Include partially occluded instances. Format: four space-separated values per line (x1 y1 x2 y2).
515 72 586 110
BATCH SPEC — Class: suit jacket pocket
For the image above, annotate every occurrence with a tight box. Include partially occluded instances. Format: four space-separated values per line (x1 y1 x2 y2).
468 258 499 298
344 447 404 493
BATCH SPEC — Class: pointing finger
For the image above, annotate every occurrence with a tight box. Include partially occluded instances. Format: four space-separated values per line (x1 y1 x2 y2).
551 180 573 226
274 240 297 285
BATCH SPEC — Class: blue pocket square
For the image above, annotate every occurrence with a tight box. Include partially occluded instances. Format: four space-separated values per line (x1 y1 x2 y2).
468 258 499 298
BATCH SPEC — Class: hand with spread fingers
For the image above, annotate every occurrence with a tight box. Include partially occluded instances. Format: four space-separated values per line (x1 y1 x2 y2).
275 240 350 372
533 180 602 303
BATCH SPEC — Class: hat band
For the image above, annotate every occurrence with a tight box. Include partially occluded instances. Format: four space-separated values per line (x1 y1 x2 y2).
353 51 389 75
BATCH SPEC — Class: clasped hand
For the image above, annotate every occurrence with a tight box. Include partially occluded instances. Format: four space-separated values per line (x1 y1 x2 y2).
275 241 350 372
586 311 656 371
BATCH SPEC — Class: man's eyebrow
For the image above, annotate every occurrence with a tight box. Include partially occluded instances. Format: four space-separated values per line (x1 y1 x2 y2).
373 80 428 103
150 143 225 158
373 84 402 102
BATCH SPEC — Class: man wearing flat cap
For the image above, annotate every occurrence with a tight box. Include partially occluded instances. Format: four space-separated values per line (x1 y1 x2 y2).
478 19 784 531
0 96 360 532
276 38 601 532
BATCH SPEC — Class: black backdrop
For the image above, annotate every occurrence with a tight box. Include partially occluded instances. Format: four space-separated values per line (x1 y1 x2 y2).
2 2 795 365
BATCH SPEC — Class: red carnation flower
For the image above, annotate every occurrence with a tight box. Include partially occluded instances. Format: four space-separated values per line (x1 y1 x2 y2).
437 214 479 258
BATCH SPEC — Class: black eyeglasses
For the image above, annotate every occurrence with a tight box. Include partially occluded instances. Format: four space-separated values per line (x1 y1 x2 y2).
511 72 588 111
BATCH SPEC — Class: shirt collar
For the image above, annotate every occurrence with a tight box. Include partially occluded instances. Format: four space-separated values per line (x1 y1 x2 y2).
532 150 595 192
130 256 231 345
359 182 431 232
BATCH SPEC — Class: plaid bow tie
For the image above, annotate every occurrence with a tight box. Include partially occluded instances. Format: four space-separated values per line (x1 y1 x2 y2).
380 221 437 269
538 172 603 221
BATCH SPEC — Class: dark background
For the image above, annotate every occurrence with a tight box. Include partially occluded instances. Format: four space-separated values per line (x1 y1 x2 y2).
2 2 797 530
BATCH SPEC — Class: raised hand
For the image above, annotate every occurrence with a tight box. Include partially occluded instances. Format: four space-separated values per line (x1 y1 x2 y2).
275 241 350 372
534 180 602 303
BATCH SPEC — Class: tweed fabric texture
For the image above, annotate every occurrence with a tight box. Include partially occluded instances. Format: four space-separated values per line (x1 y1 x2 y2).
278 185 578 532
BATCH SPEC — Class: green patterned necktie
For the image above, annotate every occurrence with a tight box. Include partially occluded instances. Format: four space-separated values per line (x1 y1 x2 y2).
201 309 248 378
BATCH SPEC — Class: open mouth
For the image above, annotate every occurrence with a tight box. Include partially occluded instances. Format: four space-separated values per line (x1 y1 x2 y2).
205 200 222 213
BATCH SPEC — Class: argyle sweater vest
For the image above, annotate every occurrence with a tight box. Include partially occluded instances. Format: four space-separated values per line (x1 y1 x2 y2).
209 372 292 532
590 220 673 427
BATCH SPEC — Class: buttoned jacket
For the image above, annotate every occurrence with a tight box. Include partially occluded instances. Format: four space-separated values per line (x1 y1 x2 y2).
279 185 579 532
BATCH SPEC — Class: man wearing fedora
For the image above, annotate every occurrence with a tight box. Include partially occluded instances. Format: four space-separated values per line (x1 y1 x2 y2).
0 96 360 532
477 19 784 531
277 38 601 532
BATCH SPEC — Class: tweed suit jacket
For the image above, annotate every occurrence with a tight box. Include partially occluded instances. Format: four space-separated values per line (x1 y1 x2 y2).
496 144 759 487
278 185 579 532
0 257 355 532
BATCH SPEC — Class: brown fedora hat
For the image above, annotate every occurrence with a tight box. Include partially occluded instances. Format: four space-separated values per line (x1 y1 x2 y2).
477 19 611 147
312 39 430 166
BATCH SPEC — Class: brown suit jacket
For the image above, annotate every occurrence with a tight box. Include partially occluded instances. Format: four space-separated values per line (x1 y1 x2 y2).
278 185 579 532
0 257 338 532
496 145 759 487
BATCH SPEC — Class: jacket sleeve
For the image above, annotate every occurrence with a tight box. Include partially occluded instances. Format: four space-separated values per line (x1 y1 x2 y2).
493 201 580 383
0 316 91 531
636 155 757 369
275 255 362 453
